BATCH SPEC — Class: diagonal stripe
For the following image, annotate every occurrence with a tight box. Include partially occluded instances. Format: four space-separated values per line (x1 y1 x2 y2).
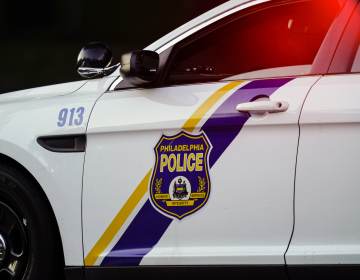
100 78 293 267
183 81 244 132
203 78 294 167
84 170 151 266
85 81 244 266
101 200 172 266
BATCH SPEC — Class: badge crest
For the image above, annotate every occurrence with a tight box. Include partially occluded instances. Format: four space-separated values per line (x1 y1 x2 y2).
150 131 212 220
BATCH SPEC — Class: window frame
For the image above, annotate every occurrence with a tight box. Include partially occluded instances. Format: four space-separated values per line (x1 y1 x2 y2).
329 1 360 74
161 0 343 86
112 0 353 91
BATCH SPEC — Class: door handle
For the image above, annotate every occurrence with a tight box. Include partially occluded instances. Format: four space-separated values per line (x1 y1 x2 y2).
236 100 289 114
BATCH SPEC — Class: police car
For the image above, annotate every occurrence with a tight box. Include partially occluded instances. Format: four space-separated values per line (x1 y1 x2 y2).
1 0 360 279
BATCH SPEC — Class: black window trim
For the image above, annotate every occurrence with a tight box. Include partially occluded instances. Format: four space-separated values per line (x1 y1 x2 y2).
159 0 356 86
113 0 355 91
160 0 310 86
162 0 322 87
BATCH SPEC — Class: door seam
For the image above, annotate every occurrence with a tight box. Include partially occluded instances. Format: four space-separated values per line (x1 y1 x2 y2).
283 75 323 273
80 82 116 266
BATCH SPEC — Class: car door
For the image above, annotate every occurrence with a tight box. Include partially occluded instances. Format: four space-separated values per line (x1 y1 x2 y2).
286 2 360 278
82 0 345 277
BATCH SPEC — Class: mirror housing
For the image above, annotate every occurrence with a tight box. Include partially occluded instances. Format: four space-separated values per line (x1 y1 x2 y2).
77 42 119 79
120 50 159 85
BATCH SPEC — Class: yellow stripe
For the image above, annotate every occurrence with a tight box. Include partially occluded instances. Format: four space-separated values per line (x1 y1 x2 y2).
183 81 244 132
84 80 244 266
84 170 151 266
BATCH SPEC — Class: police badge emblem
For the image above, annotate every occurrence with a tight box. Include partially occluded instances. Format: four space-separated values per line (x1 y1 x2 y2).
150 131 212 220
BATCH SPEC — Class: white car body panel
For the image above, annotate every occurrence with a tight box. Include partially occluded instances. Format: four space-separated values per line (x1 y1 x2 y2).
226 65 312 81
143 76 320 266
0 76 116 265
0 0 357 271
83 82 233 262
83 76 320 266
1 0 279 267
286 74 360 264
0 80 86 104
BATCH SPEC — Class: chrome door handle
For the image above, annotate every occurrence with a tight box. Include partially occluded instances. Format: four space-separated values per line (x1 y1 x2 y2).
236 100 289 114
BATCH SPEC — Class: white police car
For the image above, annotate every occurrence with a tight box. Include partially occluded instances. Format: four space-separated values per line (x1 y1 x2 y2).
1 0 360 279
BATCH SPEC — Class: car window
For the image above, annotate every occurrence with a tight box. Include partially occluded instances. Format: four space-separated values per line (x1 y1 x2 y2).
165 0 343 85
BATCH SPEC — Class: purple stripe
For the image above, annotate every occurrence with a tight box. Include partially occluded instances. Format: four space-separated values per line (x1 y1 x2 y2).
203 78 293 167
101 78 293 266
101 200 172 266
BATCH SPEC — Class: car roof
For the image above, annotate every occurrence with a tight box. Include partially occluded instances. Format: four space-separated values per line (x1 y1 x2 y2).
145 0 259 51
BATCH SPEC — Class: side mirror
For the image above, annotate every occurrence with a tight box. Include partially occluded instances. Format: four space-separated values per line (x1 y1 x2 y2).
77 42 119 79
120 50 159 85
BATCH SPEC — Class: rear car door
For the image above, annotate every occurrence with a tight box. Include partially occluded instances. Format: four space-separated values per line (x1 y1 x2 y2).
286 2 360 278
82 0 346 277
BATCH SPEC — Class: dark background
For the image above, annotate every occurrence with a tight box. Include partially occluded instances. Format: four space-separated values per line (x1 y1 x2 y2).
0 0 228 94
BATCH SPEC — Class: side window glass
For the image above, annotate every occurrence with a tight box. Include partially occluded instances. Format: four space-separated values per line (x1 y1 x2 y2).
165 0 343 85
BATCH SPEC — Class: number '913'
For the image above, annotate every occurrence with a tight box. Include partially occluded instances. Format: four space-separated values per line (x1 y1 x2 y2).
57 107 85 127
